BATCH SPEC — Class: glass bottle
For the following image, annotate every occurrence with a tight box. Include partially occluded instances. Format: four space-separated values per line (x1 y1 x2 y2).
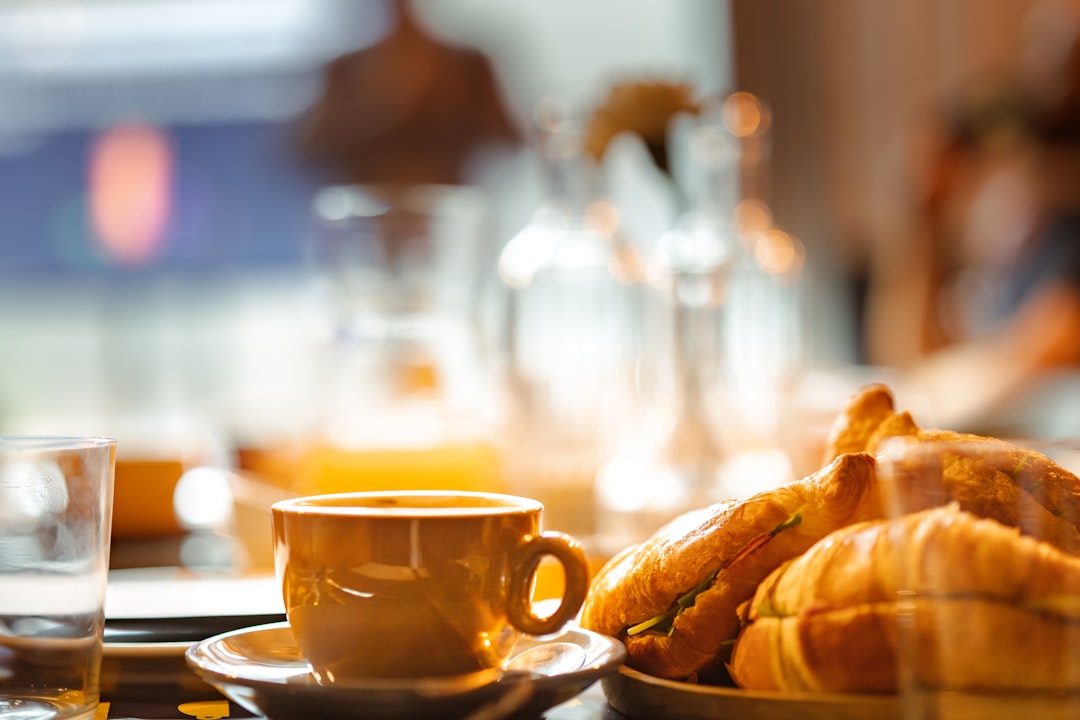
594 111 744 552
497 105 645 540
721 92 806 481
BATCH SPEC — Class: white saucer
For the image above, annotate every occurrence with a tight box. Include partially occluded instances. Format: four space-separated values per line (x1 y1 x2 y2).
185 621 625 720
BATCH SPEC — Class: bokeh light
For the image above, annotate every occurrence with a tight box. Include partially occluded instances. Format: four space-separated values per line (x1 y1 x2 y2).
721 91 772 139
584 199 620 238
733 198 773 238
753 227 805 279
88 122 174 266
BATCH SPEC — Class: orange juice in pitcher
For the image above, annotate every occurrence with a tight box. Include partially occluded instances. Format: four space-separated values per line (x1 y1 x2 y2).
296 438 504 495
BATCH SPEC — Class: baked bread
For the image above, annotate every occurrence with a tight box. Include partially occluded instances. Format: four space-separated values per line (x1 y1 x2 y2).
584 382 1080 686
821 382 899 463
824 384 1080 553
729 504 1080 693
883 431 1080 553
579 452 880 680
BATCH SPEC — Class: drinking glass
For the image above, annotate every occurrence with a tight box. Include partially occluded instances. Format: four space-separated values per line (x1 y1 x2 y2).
877 437 1080 720
0 436 116 720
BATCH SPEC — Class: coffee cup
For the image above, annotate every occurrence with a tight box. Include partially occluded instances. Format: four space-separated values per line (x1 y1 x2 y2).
271 490 590 685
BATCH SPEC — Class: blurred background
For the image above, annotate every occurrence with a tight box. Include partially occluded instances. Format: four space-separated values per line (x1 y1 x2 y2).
4 0 1080 572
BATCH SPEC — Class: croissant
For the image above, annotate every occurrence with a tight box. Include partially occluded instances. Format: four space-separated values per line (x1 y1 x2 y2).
729 504 1080 693
585 382 1080 686
579 452 881 680
824 383 1080 553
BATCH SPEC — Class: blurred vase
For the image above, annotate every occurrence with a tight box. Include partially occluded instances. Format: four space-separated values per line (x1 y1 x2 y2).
594 112 743 552
592 94 805 552
497 110 645 539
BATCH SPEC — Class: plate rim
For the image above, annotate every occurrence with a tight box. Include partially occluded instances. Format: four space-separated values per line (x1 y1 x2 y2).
611 664 897 705
602 664 900 720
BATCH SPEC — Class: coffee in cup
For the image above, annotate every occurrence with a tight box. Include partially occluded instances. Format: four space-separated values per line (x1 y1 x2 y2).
271 490 590 685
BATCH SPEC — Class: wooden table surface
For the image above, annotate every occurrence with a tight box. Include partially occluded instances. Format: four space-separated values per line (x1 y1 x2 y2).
98 673 628 720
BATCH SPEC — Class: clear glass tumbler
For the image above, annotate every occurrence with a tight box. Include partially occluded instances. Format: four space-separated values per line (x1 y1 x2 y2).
0 436 116 720
877 436 1080 720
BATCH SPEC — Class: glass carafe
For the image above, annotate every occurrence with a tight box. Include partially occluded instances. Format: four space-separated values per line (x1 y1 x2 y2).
594 110 745 552
498 116 645 540
302 183 502 496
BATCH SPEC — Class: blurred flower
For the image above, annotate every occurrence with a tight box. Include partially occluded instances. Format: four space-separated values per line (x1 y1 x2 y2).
583 80 701 174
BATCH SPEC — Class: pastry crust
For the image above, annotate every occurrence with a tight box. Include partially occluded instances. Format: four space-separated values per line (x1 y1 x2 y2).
821 383 898 463
580 452 881 679
823 384 1080 553
585 382 1080 687
730 505 1080 693
882 432 1080 553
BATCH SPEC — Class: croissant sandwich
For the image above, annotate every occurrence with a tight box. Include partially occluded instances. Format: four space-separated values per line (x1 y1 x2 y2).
583 382 1080 687
729 504 1080 693
580 452 881 680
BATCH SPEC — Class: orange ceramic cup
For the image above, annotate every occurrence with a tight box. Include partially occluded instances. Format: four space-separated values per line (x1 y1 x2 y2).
271 490 589 685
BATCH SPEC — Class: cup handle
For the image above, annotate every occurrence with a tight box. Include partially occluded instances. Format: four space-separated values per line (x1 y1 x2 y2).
507 531 590 636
